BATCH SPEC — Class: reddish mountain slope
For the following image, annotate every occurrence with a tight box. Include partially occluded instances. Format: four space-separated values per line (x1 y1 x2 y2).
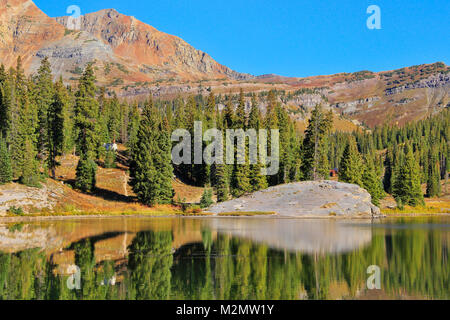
0 0 249 84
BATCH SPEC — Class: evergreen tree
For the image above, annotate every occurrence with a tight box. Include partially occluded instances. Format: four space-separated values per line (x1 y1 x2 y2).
426 147 441 197
126 102 140 154
235 89 247 128
205 91 216 125
339 139 363 185
247 95 268 191
74 63 99 191
47 77 67 178
215 164 229 202
200 188 214 208
300 105 333 180
74 154 97 192
74 63 99 159
14 67 40 187
129 99 174 206
264 90 279 186
223 95 235 129
231 161 252 197
106 93 121 142
393 144 424 207
231 91 251 197
34 57 54 163
383 148 394 193
0 68 12 140
0 138 12 184
362 155 384 206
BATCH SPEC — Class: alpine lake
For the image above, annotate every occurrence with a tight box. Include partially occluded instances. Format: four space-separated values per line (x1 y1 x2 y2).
0 215 448 300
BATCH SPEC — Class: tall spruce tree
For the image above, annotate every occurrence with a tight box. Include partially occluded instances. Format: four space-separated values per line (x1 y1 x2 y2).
383 148 394 193
34 57 54 163
247 94 267 191
215 164 229 202
10 57 40 186
264 90 279 186
393 144 424 207
74 154 97 192
300 105 333 180
129 98 174 206
231 89 251 197
126 102 140 154
74 63 99 191
362 155 384 206
426 147 441 197
47 77 67 178
339 139 363 185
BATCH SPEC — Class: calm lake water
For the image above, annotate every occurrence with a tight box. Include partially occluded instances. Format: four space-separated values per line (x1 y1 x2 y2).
0 216 448 300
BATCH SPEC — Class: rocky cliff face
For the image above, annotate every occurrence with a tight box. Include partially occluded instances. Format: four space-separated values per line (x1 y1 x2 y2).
55 9 251 81
0 0 250 83
384 73 450 95
0 0 65 69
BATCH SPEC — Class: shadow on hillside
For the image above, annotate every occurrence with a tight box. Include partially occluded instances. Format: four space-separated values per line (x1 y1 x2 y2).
64 179 136 203
92 187 135 203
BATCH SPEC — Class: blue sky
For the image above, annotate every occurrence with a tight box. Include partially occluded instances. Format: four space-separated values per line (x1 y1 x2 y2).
34 0 450 77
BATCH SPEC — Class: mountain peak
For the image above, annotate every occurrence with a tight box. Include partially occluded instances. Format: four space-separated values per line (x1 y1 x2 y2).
0 0 65 68
54 7 250 81
0 0 249 84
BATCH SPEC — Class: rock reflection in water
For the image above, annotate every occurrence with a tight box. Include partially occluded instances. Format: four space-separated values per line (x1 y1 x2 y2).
206 218 372 253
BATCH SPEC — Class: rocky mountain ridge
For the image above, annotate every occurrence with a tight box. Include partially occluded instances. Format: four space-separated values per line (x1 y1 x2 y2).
0 0 250 84
0 0 448 128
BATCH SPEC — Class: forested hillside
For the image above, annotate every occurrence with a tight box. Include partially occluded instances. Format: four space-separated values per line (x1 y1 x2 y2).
0 58 448 213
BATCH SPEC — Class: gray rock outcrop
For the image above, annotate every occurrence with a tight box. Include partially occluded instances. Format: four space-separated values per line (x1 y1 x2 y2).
0 181 64 215
208 180 382 218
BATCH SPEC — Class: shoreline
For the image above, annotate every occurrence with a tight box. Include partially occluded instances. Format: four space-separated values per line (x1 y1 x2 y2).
1 212 449 223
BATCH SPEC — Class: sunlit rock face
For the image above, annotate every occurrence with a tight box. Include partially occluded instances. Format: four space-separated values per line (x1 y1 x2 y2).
0 0 249 85
208 180 381 218
206 218 373 254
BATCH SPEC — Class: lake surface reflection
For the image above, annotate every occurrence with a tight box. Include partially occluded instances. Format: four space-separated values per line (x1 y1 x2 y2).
0 216 448 300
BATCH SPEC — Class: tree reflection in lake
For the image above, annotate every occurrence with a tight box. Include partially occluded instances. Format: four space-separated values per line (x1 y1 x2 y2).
0 217 448 300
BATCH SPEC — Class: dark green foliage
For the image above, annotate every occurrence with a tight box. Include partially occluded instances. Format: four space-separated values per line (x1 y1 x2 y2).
8 57 40 185
47 78 67 178
74 155 97 192
393 144 424 207
215 164 229 202
104 150 116 169
128 231 173 300
200 188 214 208
383 148 394 193
74 63 100 159
7 206 24 216
34 57 54 162
0 138 12 184
18 138 40 188
247 95 268 191
0 69 12 140
129 99 174 206
74 63 99 191
301 105 333 180
362 155 385 206
339 139 363 185
426 147 441 197
231 158 251 198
